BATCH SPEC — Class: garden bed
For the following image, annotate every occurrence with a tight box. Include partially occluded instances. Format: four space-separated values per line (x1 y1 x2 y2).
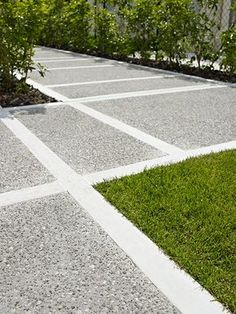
89 51 236 83
96 150 236 313
0 85 56 108
49 44 236 83
126 57 236 83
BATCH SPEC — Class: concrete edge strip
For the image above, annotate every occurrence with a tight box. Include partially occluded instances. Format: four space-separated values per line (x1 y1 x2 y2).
26 79 69 102
45 75 174 88
0 113 229 314
69 84 226 103
121 60 235 86
34 56 88 61
35 48 98 59
69 101 183 155
0 181 65 207
14 73 63 102
45 65 114 71
2 101 63 113
84 141 236 184
34 58 91 63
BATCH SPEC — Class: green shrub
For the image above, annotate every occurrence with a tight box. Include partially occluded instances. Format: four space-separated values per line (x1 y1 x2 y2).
64 0 93 52
94 8 120 56
157 0 191 64
39 0 66 48
34 0 236 77
220 26 236 74
188 1 219 69
0 0 44 92
124 0 158 61
220 0 236 74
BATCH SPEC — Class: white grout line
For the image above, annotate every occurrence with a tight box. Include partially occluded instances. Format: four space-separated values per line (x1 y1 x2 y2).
0 181 65 207
70 84 226 103
45 65 114 71
45 75 174 88
0 112 229 314
84 141 236 184
10 76 185 156
2 102 64 113
35 46 107 59
34 58 92 63
187 141 236 155
34 56 88 61
69 101 183 155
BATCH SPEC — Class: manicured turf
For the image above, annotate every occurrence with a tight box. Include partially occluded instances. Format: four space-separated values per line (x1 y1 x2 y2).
96 150 236 313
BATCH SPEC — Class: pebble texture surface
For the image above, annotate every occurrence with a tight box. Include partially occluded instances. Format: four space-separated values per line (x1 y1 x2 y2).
30 64 169 85
53 76 202 99
86 88 236 150
0 193 180 314
16 106 165 174
0 121 54 193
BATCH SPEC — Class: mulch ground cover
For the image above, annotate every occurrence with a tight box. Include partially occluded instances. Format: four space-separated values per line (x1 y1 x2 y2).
0 85 56 108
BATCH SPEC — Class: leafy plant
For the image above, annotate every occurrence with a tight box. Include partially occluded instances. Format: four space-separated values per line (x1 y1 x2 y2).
220 27 236 74
124 0 158 61
0 0 44 92
220 0 236 74
157 0 192 65
93 8 120 56
188 0 219 69
64 0 93 52
39 0 66 48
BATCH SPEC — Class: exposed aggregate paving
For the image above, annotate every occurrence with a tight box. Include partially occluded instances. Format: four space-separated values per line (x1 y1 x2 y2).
0 193 180 314
86 87 236 150
15 106 164 175
0 120 54 193
30 64 172 85
53 76 203 99
1 46 234 314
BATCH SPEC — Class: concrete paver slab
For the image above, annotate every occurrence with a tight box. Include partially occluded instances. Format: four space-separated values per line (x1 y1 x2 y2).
0 121 54 193
52 76 204 99
15 106 165 174
85 87 236 150
29 64 175 85
0 193 179 314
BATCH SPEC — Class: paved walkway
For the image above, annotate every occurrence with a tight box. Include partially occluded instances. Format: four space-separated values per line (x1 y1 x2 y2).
0 47 235 314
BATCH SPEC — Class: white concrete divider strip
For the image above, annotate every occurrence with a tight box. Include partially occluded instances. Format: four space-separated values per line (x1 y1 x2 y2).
71 84 226 103
0 181 65 207
187 141 236 155
34 58 92 63
69 102 183 155
46 64 114 71
0 113 229 314
85 141 236 184
34 56 87 61
45 75 174 88
2 101 64 113
21 77 184 156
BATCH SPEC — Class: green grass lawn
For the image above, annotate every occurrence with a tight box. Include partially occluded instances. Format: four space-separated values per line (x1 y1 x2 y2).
96 150 236 313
